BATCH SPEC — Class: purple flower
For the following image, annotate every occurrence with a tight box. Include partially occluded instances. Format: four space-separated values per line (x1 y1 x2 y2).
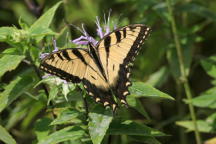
72 11 114 47
39 38 59 59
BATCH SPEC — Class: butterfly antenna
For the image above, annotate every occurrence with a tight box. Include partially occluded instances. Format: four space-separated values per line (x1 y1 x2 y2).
115 13 123 28
81 23 89 37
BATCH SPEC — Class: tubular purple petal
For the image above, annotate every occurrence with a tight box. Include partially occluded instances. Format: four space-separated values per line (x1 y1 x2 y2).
40 52 49 59
95 16 104 38
52 38 59 52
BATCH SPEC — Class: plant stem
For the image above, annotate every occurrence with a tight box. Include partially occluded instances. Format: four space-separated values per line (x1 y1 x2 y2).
165 0 202 144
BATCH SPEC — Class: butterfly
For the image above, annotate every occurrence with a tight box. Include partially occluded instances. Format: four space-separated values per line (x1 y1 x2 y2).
40 24 151 112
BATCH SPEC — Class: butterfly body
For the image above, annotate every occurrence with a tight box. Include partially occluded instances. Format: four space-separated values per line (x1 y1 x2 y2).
40 24 151 111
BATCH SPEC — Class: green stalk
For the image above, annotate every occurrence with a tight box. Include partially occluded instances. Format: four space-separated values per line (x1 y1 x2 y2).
165 0 202 144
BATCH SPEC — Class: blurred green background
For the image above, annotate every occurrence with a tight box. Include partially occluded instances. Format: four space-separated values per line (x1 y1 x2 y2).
0 0 216 144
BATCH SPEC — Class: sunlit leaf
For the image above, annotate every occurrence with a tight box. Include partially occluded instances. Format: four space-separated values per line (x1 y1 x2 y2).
185 93 216 109
0 54 25 78
176 120 213 133
50 109 81 125
29 1 62 42
47 85 58 105
129 82 174 100
0 125 16 144
38 126 85 144
0 27 16 41
88 106 113 144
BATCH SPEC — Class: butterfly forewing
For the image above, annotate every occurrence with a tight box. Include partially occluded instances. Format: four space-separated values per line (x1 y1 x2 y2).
40 48 91 83
40 48 117 110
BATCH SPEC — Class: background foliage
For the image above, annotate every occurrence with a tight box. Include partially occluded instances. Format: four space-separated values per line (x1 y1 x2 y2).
0 0 216 144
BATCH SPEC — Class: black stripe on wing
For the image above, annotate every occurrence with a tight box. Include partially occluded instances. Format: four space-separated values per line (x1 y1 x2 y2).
83 79 118 112
40 62 82 83
122 25 151 66
113 64 132 106
40 48 90 83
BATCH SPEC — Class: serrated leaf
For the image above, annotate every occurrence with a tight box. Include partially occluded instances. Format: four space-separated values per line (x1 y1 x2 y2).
38 126 85 144
0 125 16 144
0 54 25 78
176 120 213 133
129 82 174 100
88 107 113 144
108 120 166 136
0 75 34 113
29 1 62 42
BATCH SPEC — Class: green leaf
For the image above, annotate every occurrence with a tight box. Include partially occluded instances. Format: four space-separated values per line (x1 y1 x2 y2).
147 66 169 87
30 27 56 37
47 85 59 105
0 27 16 41
0 74 34 113
127 96 150 120
35 118 53 141
176 120 213 133
0 125 16 144
206 112 216 123
108 120 166 136
50 109 81 125
38 126 85 144
0 54 25 78
29 1 62 42
2 48 20 55
201 56 216 79
185 93 216 108
88 106 113 144
129 82 174 100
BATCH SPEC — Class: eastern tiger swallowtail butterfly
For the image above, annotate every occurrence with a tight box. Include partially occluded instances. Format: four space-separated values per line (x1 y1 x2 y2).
40 24 151 112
